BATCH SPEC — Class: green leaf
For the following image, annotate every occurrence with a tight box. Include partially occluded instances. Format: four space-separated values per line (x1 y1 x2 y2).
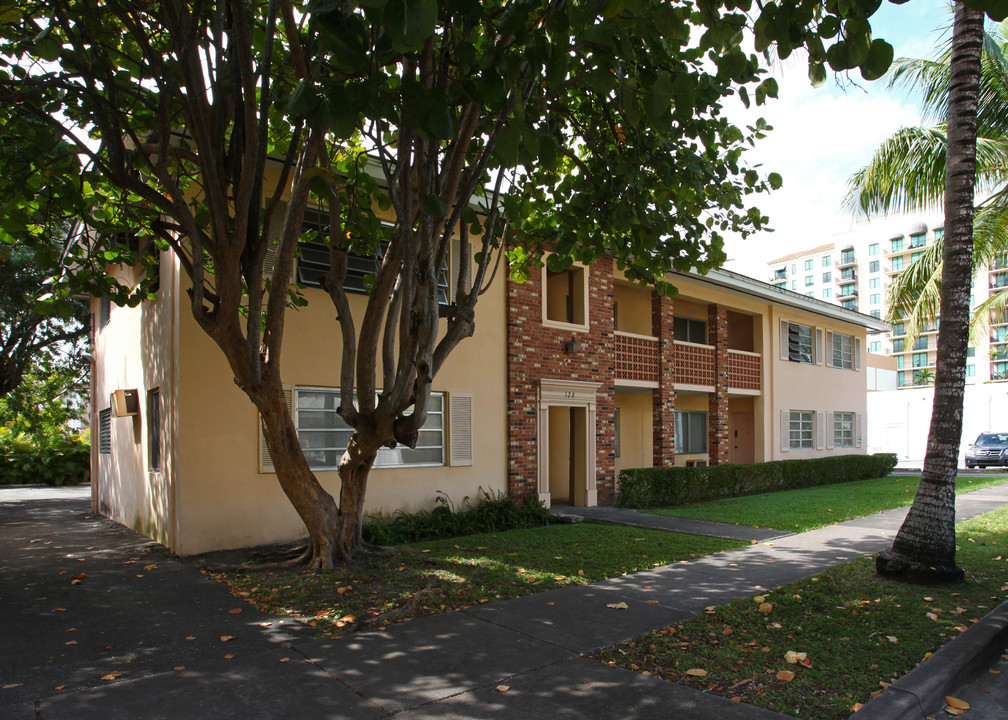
423 194 447 217
384 0 438 52
768 172 783 190
808 61 827 88
309 175 332 199
859 39 893 82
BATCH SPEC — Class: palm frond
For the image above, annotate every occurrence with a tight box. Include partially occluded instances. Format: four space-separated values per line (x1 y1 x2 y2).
887 56 952 124
886 241 944 346
845 127 948 216
968 288 1008 348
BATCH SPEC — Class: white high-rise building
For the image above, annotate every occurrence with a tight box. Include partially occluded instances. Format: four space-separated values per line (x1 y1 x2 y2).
766 212 1004 389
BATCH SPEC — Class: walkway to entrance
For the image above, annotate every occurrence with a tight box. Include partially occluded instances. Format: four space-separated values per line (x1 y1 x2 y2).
4 484 1008 719
558 504 791 543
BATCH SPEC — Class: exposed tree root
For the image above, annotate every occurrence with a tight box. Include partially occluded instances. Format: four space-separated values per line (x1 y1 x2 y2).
876 549 965 584
351 574 442 632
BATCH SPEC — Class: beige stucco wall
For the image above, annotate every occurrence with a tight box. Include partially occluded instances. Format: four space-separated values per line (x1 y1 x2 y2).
667 274 868 464
173 265 508 555
767 305 869 460
614 390 653 474
613 283 651 335
91 255 179 549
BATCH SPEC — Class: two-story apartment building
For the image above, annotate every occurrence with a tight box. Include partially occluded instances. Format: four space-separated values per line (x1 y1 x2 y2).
92 236 886 555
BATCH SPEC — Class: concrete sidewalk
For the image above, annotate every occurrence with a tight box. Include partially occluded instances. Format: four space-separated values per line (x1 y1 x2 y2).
3 484 1008 719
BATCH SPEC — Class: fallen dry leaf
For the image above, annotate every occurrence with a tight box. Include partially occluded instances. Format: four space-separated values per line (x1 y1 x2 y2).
783 651 807 664
647 600 659 605
51 608 66 613
776 669 795 682
945 696 970 710
99 672 122 681
219 635 236 642
496 685 510 692
279 657 290 663
926 612 939 621
3 683 23 689
173 666 184 671
606 602 629 610
851 703 863 712
758 603 773 613
685 668 708 677
144 564 157 571
229 608 243 614
65 640 77 646
886 636 899 644
223 653 235 659
72 573 86 580
945 708 964 716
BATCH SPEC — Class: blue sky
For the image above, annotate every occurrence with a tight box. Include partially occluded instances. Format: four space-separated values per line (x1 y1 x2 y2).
722 0 954 274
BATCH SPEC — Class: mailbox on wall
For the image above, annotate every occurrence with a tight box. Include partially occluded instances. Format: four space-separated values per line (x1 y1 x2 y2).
111 389 140 417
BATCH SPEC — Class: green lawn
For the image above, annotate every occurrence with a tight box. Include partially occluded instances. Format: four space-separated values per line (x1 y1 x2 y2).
600 504 1008 720
644 474 1008 533
209 523 742 638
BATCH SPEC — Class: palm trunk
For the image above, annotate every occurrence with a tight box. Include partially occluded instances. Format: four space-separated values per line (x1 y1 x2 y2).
876 1 983 583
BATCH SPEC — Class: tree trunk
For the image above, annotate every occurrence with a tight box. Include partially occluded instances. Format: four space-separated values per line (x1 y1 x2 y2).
876 1 982 584
257 386 342 570
334 433 379 558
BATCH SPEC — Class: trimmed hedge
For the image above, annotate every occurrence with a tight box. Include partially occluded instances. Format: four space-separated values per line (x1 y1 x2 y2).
616 453 899 508
363 489 556 545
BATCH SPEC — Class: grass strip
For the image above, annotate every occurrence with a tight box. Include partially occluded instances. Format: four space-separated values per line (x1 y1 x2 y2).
599 505 1008 720
208 522 742 638
644 474 1008 533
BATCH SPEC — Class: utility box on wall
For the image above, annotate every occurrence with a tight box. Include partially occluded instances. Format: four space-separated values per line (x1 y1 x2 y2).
111 389 140 417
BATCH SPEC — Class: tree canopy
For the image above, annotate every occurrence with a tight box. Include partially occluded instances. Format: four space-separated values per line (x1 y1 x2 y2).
3 0 1007 567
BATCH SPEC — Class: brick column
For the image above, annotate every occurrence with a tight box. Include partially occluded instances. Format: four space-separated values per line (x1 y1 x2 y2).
707 303 729 465
505 257 616 505
652 292 676 466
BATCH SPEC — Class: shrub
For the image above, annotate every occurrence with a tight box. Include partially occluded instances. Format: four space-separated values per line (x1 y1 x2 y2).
616 453 899 508
363 489 556 545
0 426 90 486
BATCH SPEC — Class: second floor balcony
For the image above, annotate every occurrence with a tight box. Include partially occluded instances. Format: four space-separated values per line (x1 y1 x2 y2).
614 333 761 393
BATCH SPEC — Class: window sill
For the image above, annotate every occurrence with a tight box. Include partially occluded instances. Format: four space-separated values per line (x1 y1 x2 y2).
542 318 590 333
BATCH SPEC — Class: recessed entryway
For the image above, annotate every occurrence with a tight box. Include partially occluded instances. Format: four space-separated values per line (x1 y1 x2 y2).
537 379 600 508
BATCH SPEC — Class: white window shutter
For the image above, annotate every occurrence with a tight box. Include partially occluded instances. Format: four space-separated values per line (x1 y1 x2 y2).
816 411 825 450
855 337 862 371
448 392 473 466
855 412 864 448
263 200 294 282
780 409 790 453
826 411 834 450
815 328 824 365
825 331 834 367
780 320 789 361
259 385 294 474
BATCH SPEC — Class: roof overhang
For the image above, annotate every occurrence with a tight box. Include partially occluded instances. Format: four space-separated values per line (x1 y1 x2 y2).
671 267 891 333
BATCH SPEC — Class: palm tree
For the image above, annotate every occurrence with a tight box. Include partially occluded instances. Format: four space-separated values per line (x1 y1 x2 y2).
913 368 936 385
847 19 1008 344
852 3 986 583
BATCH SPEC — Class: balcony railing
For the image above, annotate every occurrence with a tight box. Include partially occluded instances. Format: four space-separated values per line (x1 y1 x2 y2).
727 350 761 392
614 335 762 392
673 341 715 387
614 332 658 384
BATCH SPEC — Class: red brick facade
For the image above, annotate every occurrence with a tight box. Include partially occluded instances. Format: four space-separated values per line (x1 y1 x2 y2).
707 303 730 465
652 293 676 466
506 260 746 504
506 259 616 505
